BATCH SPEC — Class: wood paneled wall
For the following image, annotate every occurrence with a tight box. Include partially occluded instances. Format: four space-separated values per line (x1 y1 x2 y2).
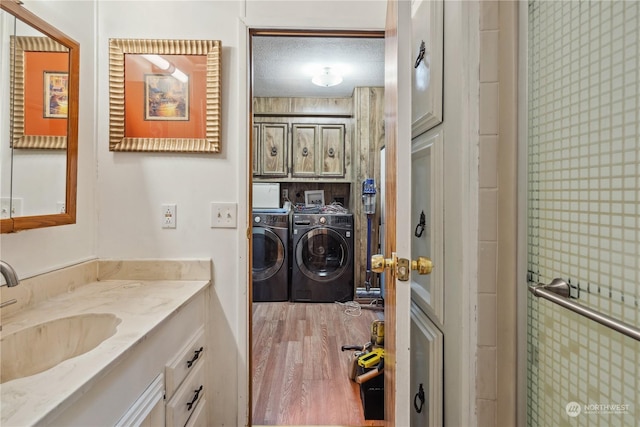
352 87 385 290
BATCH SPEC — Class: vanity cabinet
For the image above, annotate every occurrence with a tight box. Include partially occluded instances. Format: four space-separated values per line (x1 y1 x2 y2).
253 118 349 180
46 288 208 427
165 326 207 427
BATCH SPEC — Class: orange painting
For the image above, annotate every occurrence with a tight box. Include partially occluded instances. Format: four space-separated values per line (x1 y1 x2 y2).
24 51 68 136
124 54 206 139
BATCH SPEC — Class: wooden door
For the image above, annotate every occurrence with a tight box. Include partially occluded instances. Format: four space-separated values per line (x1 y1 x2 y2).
291 124 317 177
383 0 413 425
259 123 288 177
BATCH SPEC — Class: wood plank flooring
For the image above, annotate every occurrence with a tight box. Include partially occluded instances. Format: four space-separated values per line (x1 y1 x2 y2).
252 302 384 426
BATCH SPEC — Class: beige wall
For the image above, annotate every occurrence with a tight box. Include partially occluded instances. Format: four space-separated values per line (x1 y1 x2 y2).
476 1 518 426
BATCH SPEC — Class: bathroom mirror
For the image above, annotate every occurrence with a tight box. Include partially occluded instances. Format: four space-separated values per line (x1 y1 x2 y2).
0 0 78 233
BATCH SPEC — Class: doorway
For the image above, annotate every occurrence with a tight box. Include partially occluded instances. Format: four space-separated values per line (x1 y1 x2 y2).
248 29 385 426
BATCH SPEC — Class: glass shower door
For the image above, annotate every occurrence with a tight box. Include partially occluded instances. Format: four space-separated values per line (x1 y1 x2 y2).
526 1 640 425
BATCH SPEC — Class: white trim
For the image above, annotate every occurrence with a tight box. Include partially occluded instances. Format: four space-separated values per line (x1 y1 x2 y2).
516 2 529 426
463 2 480 425
114 374 164 427
237 17 250 427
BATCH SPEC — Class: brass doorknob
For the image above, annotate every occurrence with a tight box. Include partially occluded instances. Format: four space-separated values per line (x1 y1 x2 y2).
411 256 433 275
371 254 433 281
371 254 393 273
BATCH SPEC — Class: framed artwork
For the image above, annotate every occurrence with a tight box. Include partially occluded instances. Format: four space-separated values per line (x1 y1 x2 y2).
304 190 325 207
10 36 69 149
43 71 69 118
144 74 189 121
411 0 444 138
109 38 222 153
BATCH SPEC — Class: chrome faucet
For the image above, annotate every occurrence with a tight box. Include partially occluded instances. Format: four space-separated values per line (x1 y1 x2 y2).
0 260 19 310
1 261 19 288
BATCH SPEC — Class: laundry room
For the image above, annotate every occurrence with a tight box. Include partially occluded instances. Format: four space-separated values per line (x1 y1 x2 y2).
250 31 386 425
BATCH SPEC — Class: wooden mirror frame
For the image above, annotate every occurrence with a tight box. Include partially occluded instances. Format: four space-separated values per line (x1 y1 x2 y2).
1 0 79 233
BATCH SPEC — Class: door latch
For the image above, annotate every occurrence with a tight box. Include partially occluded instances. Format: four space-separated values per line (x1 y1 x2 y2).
371 254 433 281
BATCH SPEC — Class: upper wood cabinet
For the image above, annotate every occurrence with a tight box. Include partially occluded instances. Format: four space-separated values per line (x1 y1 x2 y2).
291 124 345 178
254 119 349 181
257 123 288 177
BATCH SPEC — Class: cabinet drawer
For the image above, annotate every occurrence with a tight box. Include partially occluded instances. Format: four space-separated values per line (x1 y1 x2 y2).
166 361 205 427
184 397 207 427
165 326 205 400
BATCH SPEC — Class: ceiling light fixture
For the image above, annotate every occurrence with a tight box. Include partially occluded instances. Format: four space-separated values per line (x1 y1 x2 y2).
311 67 343 87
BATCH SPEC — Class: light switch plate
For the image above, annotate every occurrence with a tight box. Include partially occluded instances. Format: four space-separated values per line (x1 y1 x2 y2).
210 202 237 228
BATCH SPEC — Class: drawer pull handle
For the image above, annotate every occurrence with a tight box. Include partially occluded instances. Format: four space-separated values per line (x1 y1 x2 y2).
187 347 204 368
187 385 203 411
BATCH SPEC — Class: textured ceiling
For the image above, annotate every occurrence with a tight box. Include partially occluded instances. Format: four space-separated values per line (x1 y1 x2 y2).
252 36 385 98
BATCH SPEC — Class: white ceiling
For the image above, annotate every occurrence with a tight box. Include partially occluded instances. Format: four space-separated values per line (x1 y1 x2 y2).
252 36 385 98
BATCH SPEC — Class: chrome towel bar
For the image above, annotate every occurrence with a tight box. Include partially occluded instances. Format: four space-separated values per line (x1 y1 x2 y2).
529 278 640 342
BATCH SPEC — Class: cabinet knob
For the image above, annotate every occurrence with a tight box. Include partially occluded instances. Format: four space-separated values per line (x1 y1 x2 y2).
302 147 309 157
327 147 335 157
270 146 278 156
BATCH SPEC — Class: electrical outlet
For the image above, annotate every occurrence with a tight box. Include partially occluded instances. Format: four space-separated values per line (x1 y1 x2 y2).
0 197 22 219
282 189 288 200
210 202 237 228
57 202 66 213
162 204 177 229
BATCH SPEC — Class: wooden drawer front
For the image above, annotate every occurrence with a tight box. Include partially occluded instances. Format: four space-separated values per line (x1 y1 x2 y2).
319 124 345 176
292 124 317 177
184 397 207 427
260 123 288 176
165 326 205 400
166 361 205 427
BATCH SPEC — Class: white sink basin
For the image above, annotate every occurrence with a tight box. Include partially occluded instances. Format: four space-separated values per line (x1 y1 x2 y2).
1 313 121 383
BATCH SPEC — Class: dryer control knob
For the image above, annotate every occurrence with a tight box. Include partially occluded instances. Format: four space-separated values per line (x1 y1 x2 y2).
320 216 327 224
255 216 261 223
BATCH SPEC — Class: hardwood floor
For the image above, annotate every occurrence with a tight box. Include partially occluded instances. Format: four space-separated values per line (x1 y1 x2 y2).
252 302 385 426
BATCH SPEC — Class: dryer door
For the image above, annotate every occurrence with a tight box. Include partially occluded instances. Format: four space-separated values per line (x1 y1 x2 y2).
253 227 285 281
295 227 349 281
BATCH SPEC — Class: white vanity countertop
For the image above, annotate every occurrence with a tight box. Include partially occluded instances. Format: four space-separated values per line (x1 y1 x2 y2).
0 278 210 427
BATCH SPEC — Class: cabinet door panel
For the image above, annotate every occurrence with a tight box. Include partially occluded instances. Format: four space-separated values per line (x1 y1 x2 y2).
319 124 345 177
410 302 443 427
260 123 288 176
292 124 317 177
252 124 260 175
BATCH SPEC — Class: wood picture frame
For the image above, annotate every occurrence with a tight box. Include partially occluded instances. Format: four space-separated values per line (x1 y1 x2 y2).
10 36 69 149
410 0 444 138
109 38 221 153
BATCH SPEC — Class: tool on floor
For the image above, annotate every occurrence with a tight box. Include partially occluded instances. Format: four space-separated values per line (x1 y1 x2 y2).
342 342 373 380
371 319 384 346
356 357 384 384
357 347 384 369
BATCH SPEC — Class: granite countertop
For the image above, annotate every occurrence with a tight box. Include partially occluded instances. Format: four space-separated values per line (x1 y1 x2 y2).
0 275 209 426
